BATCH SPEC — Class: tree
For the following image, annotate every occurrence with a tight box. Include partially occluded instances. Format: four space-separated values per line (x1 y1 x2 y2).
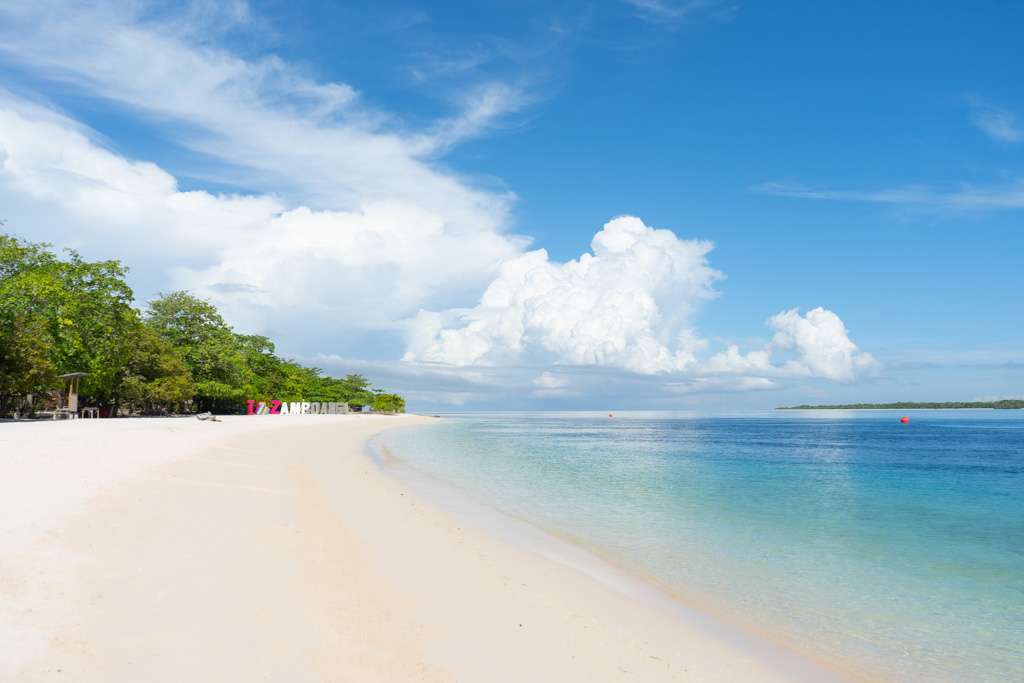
117 324 195 414
54 249 137 407
371 392 406 414
2 235 406 416
144 292 247 411
0 311 56 414
0 236 62 411
339 373 374 409
0 235 140 413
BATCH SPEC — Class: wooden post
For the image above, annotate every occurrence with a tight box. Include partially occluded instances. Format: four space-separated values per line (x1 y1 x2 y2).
57 373 87 419
68 375 79 415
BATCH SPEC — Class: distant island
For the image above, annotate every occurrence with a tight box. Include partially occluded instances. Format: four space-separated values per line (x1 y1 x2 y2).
778 401 1024 410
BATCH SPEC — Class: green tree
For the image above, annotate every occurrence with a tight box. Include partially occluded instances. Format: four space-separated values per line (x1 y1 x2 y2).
117 324 195 414
2 235 406 417
338 373 374 409
0 236 62 410
235 333 285 401
0 235 141 413
0 311 57 414
54 251 137 407
371 392 406 413
144 291 247 411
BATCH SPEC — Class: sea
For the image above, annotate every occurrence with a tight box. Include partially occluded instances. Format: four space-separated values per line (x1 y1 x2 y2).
378 410 1024 681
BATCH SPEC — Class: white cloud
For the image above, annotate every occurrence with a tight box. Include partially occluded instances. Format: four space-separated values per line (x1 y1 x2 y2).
707 307 879 382
402 218 878 385
767 307 879 381
414 82 534 155
753 181 932 204
704 345 774 374
665 376 778 393
968 98 1023 143
624 0 736 23
532 371 572 397
0 96 525 346
404 216 721 374
754 180 1024 210
309 352 790 410
533 371 568 389
0 1 527 208
0 1 529 350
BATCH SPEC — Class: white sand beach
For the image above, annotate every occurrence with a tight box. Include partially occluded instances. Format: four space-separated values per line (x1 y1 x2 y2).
1 416 838 681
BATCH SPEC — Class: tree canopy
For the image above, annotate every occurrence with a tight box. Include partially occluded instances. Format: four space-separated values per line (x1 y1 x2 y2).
0 234 404 416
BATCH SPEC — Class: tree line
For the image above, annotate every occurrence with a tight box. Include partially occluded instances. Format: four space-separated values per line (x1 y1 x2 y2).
0 234 405 416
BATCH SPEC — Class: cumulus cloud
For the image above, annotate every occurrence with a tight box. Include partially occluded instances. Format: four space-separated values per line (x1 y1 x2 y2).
707 307 879 382
403 216 721 373
768 307 878 380
403 215 876 385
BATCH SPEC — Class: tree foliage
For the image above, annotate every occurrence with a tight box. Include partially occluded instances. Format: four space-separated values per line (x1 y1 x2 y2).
144 292 247 411
0 235 405 416
0 235 166 413
371 391 406 413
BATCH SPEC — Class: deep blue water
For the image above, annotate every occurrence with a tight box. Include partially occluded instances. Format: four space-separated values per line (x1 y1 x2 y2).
382 411 1024 681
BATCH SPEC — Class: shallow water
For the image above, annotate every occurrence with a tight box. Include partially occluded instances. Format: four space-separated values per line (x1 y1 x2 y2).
382 411 1024 681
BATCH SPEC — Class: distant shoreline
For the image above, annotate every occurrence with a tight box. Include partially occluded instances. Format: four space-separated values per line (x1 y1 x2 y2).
778 401 1024 410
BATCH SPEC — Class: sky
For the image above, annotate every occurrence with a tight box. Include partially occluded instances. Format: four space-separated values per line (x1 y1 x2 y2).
0 0 1021 410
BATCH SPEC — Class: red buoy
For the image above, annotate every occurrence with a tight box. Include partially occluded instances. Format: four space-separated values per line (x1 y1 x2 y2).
900 416 910 424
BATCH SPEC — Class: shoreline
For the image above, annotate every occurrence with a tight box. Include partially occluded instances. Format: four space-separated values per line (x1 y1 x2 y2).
4 415 845 681
368 429 854 682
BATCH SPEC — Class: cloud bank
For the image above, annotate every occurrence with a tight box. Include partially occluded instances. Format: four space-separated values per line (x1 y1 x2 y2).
405 216 877 385
0 1 529 349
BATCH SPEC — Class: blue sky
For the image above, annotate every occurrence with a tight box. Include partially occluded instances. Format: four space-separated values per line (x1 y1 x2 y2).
0 1 1021 409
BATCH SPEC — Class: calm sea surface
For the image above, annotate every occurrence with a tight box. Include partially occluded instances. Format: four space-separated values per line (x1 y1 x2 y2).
381 411 1024 681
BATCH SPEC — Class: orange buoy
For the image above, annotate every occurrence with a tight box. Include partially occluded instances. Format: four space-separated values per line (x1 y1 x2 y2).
900 416 910 424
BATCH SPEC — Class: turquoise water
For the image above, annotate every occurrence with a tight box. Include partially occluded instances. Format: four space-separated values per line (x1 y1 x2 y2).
382 411 1024 681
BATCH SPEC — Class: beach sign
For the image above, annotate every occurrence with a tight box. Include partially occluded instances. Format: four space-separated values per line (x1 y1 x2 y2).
245 400 350 415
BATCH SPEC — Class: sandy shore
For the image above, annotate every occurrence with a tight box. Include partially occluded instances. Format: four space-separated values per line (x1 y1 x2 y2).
1 415 836 681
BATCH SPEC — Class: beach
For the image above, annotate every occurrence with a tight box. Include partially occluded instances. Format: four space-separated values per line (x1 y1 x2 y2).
0 415 828 682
